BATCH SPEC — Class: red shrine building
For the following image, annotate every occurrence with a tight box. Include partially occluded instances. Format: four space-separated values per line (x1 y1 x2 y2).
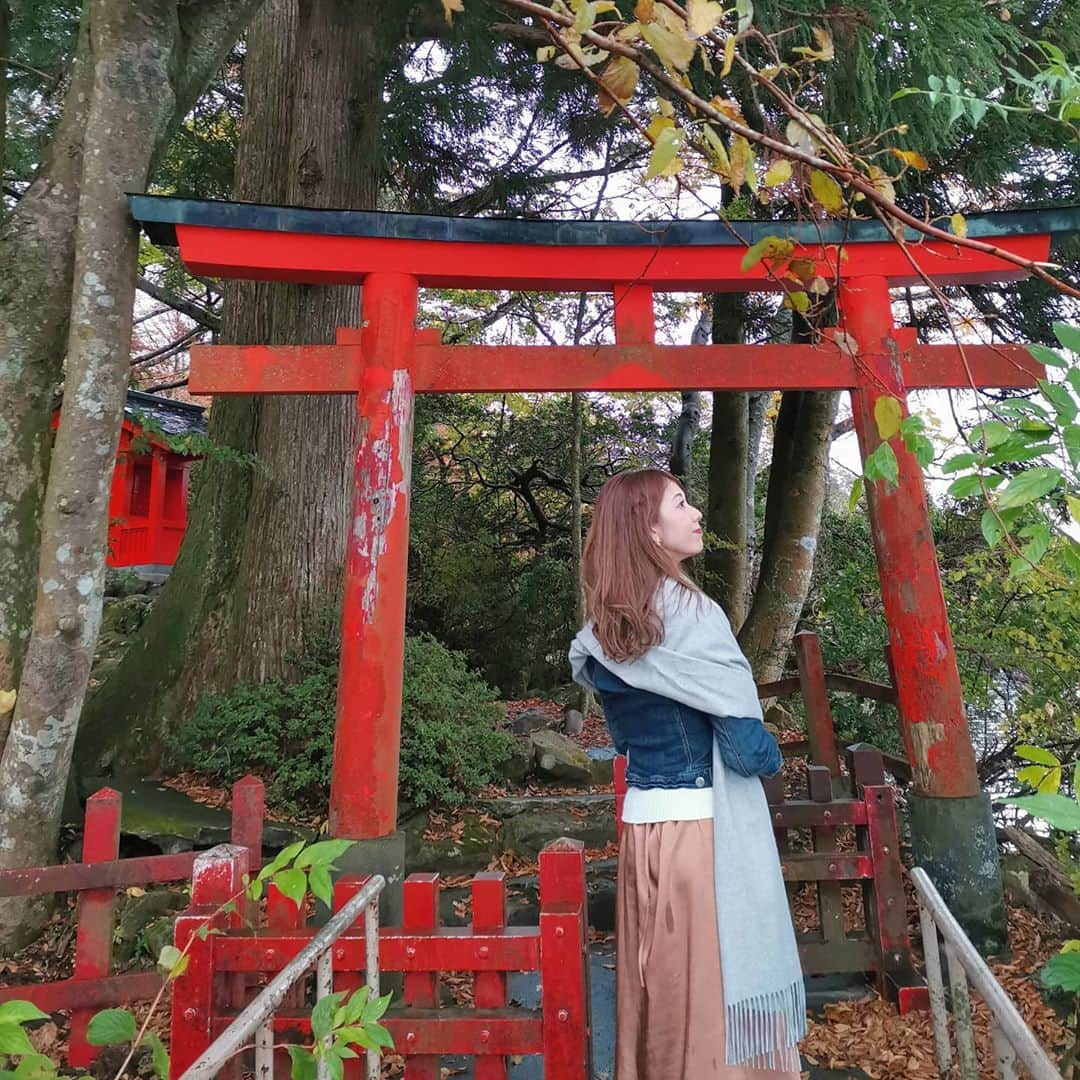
53 390 204 576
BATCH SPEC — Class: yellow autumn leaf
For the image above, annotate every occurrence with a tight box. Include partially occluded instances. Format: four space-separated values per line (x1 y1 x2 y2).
788 257 816 282
0 688 15 715
740 235 794 272
867 164 896 202
648 5 697 69
702 123 731 179
635 0 655 21
441 0 464 24
874 395 903 441
645 125 685 179
950 212 968 239
783 290 811 313
710 96 747 125
721 33 736 76
646 113 675 139
809 169 844 212
786 113 826 151
597 55 639 115
729 134 754 192
791 26 834 62
688 0 724 37
536 45 556 62
890 148 929 171
763 159 792 188
1018 764 1062 794
809 276 830 296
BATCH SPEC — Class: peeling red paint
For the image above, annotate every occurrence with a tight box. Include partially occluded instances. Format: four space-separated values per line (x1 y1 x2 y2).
842 277 980 800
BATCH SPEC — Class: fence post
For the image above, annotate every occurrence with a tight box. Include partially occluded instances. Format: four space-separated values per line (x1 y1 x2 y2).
230 776 265 888
472 871 509 1080
68 788 122 1067
794 632 843 792
538 838 590 1080
402 872 441 1080
170 845 249 1079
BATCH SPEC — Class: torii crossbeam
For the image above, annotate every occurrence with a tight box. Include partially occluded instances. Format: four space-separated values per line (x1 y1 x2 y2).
130 194 1080 952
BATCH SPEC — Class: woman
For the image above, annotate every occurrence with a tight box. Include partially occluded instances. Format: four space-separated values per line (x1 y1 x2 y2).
568 469 805 1079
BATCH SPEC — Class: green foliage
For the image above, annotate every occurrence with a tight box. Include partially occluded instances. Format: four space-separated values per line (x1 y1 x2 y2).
172 614 511 813
126 411 262 473
290 986 394 1079
940 327 1080 580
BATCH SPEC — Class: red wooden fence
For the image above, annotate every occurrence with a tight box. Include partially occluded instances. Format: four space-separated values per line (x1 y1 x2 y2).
170 836 592 1080
0 776 264 1067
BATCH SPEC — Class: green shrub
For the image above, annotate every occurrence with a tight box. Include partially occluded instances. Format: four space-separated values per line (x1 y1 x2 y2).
171 625 512 814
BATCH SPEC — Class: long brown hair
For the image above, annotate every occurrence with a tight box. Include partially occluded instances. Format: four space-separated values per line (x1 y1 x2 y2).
580 468 700 662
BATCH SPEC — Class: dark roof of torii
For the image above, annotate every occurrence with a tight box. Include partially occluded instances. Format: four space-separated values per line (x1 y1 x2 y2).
130 193 1080 249
124 389 207 437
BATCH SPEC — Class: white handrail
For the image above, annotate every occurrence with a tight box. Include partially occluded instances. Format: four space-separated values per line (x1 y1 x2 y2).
909 866 1060 1080
181 874 386 1080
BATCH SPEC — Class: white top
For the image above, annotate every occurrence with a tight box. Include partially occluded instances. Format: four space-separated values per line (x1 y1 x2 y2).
620 749 714 823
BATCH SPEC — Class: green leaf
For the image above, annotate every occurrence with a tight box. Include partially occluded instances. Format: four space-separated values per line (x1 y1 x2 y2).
259 840 307 881
1003 793 1080 832
874 395 903 440
0 1028 35 1058
273 867 308 910
336 1026 377 1051
139 1032 170 1080
11 1055 55 1080
1068 494 1080 527
1016 745 1061 766
1063 425 1080 467
157 945 185 977
308 866 333 908
947 473 987 499
1029 344 1068 369
288 1045 318 1080
343 987 370 1026
974 420 1011 449
0 1007 47 1028
980 507 1021 549
1038 379 1078 424
325 1052 344 1080
86 1009 137 1047
293 840 354 871
361 991 393 1024
363 1024 396 1049
1041 951 1080 992
735 0 753 33
864 442 898 488
311 992 347 1041
330 1039 358 1060
903 432 934 468
996 467 1062 510
1053 322 1080 355
942 452 980 474
847 476 863 513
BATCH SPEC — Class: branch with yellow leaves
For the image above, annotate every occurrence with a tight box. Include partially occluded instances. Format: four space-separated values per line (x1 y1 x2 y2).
482 0 1080 302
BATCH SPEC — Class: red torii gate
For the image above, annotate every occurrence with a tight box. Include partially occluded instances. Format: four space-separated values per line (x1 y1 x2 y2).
131 195 1071 951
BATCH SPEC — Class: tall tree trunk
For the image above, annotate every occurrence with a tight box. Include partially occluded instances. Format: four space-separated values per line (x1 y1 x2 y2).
0 13 93 712
704 294 751 627
0 0 262 738
669 305 708 481
0 0 263 950
0 0 10 178
77 0 409 774
737 389 839 681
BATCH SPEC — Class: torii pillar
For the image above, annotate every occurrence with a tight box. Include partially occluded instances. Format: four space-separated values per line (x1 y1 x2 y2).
127 194 1075 955
839 276 1005 954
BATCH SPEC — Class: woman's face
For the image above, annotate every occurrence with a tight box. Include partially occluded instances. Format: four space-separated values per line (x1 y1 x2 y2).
650 480 704 562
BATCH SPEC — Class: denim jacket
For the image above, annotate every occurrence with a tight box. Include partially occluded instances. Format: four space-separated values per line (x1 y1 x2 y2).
584 656 782 788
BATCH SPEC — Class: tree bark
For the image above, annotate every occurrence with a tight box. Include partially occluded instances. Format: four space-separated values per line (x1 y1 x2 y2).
703 294 751 627
738 388 839 682
77 0 409 774
0 0 262 727
669 305 708 482
0 0 264 949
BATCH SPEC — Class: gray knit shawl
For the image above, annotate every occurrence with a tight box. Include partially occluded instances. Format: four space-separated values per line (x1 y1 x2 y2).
569 578 806 1069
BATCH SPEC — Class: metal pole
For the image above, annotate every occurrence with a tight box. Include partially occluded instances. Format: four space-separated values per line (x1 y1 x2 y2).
179 876 385 1080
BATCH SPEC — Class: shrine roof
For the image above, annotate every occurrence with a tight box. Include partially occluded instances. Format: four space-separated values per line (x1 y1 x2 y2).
130 194 1080 249
124 390 206 437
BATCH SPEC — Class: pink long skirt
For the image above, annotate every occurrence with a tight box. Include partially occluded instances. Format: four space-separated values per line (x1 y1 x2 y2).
615 819 803 1079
